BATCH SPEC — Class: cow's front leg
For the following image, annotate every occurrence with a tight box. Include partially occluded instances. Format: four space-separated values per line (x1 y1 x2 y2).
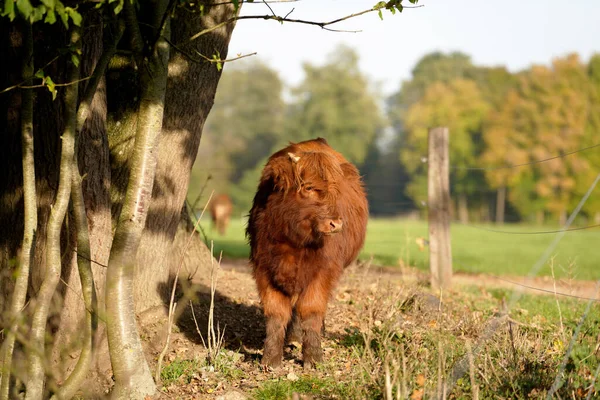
296 274 335 369
258 282 292 368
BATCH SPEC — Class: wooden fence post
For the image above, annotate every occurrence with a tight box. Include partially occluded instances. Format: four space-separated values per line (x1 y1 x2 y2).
428 127 452 291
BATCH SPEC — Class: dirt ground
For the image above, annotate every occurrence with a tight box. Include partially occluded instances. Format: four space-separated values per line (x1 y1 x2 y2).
135 258 598 399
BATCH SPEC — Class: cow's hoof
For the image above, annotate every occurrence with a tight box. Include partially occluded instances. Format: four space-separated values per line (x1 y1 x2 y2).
261 355 283 369
302 358 320 370
302 352 322 370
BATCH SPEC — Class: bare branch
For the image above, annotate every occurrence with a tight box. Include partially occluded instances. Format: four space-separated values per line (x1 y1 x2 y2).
164 35 256 66
181 4 423 45
0 55 59 94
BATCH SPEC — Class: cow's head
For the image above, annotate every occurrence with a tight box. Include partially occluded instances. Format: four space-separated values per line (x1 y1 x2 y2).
262 150 344 247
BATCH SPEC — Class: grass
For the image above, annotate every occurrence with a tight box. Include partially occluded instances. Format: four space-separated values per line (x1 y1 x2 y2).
200 217 600 280
250 284 600 399
160 358 200 385
254 376 355 400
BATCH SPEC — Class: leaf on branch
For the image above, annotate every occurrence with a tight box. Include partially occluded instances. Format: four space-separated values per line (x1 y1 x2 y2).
40 0 55 8
212 53 223 71
44 75 57 100
15 0 34 20
31 4 46 22
65 6 81 26
1 0 16 21
44 8 56 23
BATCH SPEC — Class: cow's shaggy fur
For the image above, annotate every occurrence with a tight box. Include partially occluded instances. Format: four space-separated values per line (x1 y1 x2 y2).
247 138 368 368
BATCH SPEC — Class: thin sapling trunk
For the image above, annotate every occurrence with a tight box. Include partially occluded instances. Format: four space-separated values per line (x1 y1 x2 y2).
0 20 36 400
25 27 80 399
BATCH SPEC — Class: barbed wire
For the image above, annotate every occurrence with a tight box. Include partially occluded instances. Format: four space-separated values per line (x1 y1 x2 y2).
444 143 600 171
455 222 600 235
490 274 600 302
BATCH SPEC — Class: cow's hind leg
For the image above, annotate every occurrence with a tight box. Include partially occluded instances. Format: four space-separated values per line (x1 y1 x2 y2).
286 309 302 344
259 285 292 368
296 278 332 369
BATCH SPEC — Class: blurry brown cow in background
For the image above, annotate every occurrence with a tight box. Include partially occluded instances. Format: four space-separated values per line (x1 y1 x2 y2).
247 138 368 368
209 193 233 236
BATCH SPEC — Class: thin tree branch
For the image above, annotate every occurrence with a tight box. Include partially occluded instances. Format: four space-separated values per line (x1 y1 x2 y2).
181 4 423 45
0 55 59 94
165 34 256 65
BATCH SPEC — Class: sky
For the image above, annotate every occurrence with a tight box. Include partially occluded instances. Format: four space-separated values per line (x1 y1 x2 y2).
227 0 600 96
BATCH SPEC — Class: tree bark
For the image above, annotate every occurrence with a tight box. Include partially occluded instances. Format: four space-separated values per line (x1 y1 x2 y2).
132 2 239 313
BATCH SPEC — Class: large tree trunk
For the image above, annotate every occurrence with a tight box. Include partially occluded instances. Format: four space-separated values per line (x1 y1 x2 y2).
132 3 238 313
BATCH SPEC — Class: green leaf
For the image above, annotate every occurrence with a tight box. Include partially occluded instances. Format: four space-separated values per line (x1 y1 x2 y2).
40 0 55 9
44 76 57 101
35 69 45 79
113 0 124 14
71 53 80 67
55 1 68 28
15 0 33 19
31 4 45 22
409 0 418 3
1 0 16 20
232 0 239 11
65 7 81 26
377 9 383 20
373 1 385 10
44 8 56 24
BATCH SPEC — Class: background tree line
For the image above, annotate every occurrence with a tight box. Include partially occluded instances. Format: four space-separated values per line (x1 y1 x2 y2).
191 49 600 225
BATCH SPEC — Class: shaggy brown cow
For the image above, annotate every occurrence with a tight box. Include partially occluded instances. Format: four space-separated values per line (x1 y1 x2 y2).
247 138 368 368
209 193 233 236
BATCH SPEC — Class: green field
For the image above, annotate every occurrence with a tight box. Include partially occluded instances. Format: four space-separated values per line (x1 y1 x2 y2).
200 217 600 281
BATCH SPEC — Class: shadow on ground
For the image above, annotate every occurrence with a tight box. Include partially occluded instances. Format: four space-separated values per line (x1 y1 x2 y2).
157 279 266 363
